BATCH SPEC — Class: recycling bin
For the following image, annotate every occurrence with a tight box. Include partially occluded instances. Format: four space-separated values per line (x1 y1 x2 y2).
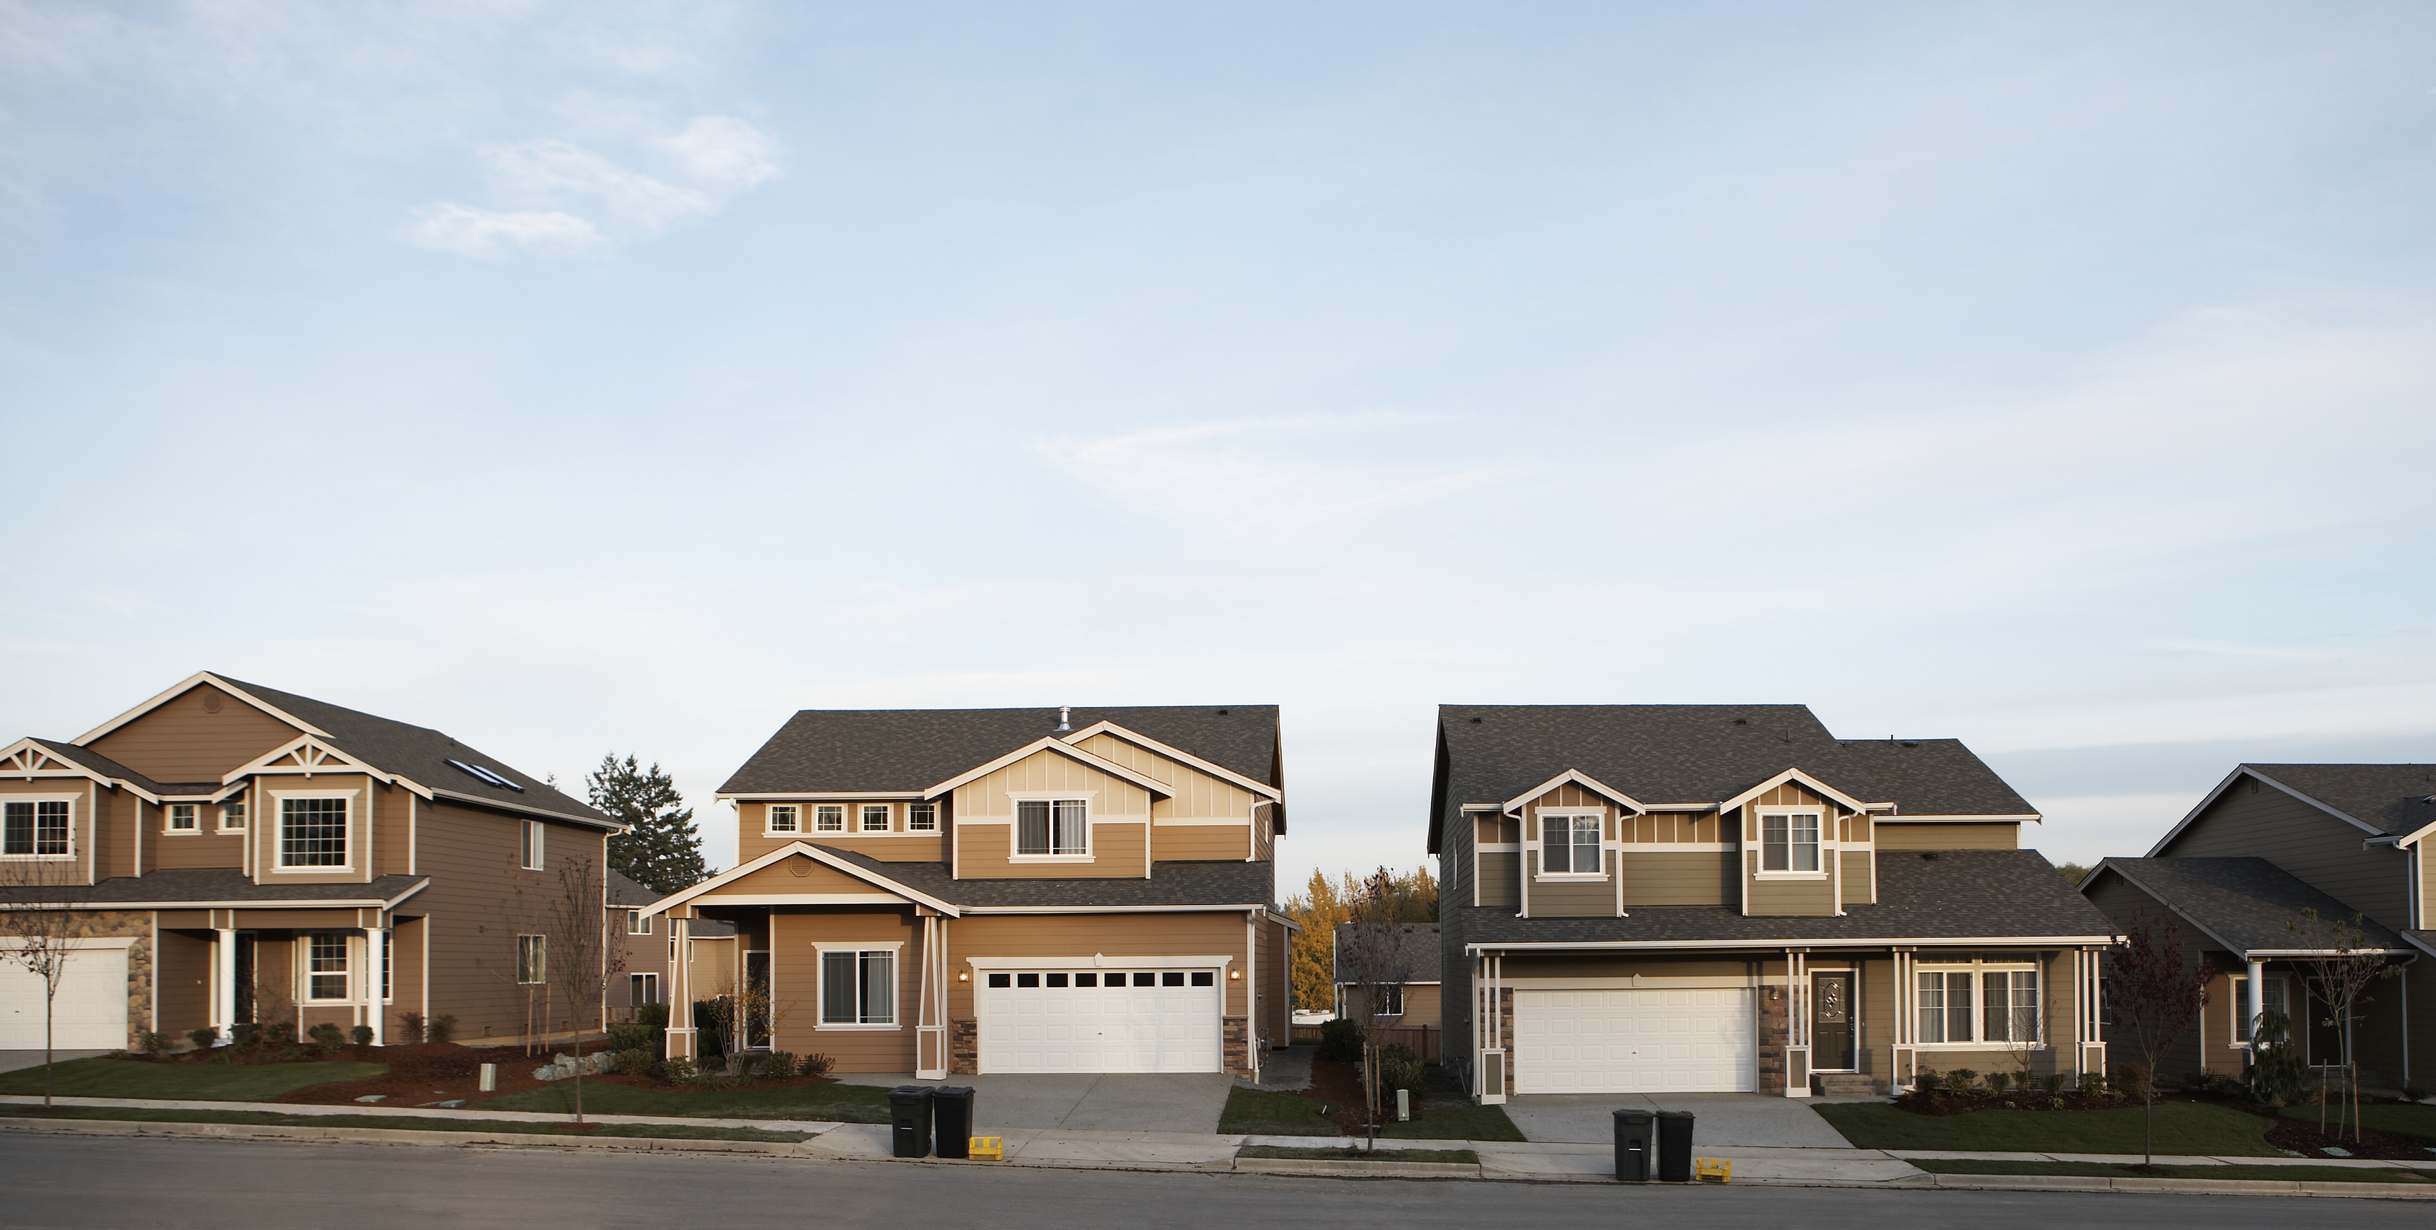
889 1085 935 1158
1655 1110 1695 1182
932 1085 976 1159
1612 1109 1655 1181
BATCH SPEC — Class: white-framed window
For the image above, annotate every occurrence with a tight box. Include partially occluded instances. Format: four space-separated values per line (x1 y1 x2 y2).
1372 983 1405 1017
2 799 73 859
631 972 661 1005
519 819 545 870
767 804 799 834
167 804 198 832
517 934 547 985
627 910 652 935
277 796 350 869
307 934 350 1001
1759 810 1823 874
819 947 898 1027
1015 799 1088 856
908 802 937 831
860 803 891 832
219 801 246 831
814 804 846 832
1540 813 1602 876
2231 974 2290 1044
1916 964 2041 1045
382 930 393 1003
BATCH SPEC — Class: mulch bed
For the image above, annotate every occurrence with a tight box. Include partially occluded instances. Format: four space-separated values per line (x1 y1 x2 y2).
1891 1088 2120 1116
1894 1085 2436 1162
2265 1111 2436 1162
266 1042 843 1109
1288 1058 1472 1136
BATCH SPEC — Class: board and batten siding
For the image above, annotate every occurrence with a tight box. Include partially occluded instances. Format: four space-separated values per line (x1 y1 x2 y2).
1523 785 1617 918
2161 780 2410 928
1739 783 1851 918
951 747 1153 880
84 683 300 784
1073 732 1258 820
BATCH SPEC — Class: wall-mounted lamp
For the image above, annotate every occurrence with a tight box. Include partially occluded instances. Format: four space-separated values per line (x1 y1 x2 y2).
1229 970 1241 980
958 972 969 982
1768 987 1781 1002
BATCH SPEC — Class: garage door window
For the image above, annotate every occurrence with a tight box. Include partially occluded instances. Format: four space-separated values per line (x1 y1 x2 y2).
2 800 71 858
821 949 896 1026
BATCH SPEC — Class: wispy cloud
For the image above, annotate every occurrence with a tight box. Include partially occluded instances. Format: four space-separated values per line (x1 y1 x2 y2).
403 113 779 257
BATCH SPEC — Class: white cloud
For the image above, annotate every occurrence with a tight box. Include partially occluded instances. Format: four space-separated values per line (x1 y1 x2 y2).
405 113 779 257
401 202 601 258
654 115 780 194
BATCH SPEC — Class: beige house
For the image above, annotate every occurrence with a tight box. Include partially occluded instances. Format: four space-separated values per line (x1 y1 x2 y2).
642 706 1296 1078
1430 705 2119 1101
0 672 621 1050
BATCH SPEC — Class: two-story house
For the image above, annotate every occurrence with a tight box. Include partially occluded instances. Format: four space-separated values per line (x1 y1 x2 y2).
2081 763 2434 1091
640 705 1296 1079
1429 705 2119 1102
0 672 620 1050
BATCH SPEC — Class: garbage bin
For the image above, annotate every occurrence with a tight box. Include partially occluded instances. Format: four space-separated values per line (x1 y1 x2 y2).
932 1086 975 1159
1654 1110 1695 1182
889 1085 935 1158
1613 1109 1655 1182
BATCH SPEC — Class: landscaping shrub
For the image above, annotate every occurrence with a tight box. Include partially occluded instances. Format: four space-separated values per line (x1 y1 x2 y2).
305 1023 347 1055
1376 1045 1425 1097
230 1021 263 1049
349 1025 373 1048
1940 1068 1977 1095
636 1002 670 1052
186 1026 220 1052
607 1022 653 1053
1317 1019 1362 1063
692 1001 728 1060
426 1014 456 1044
140 1031 173 1057
2077 1071 2109 1097
615 1048 657 1077
760 1051 798 1080
2042 1073 2066 1096
1985 1071 2012 1095
2248 1010 2306 1106
2403 1086 2428 1105
398 1011 427 1044
660 1056 698 1085
800 1052 835 1078
266 1021 298 1045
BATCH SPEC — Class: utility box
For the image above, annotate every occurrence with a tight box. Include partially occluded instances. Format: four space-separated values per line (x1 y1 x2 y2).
932 1086 975 1159
889 1085 935 1159
1655 1111 1695 1182
1612 1109 1655 1182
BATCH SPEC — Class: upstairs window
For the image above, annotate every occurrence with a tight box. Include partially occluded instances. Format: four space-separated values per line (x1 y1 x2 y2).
307 934 350 1001
861 804 890 832
167 804 198 831
519 819 545 870
1016 799 1088 855
1759 811 1822 873
814 804 846 832
278 797 349 868
767 805 799 833
627 910 652 936
1541 814 1601 875
220 802 246 831
907 803 937 831
2 801 71 858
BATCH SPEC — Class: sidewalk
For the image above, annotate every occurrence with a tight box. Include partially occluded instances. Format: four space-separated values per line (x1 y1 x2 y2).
6 1093 2434 1196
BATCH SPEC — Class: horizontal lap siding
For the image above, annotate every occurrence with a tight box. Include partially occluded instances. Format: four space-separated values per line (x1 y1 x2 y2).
1876 823 2019 850
1741 785 1846 917
1840 850 1873 907
943 913 1251 1022
2164 785 2410 927
411 801 607 1042
1153 824 1250 861
805 834 944 863
152 827 245 870
702 857 893 898
0 778 100 885
770 909 923 1072
1524 786 1615 917
1477 852 1519 908
954 820 1140 880
86 686 299 783
1621 852 1729 906
953 749 1152 879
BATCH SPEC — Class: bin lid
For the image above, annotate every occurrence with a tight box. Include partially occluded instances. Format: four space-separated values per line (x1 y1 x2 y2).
890 1085 935 1097
1613 1109 1655 1121
1654 1109 1694 1120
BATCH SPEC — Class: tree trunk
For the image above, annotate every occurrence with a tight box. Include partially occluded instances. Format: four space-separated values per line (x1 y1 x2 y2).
44 987 54 1109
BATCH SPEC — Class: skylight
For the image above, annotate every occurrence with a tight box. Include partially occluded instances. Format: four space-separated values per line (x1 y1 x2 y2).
447 758 525 792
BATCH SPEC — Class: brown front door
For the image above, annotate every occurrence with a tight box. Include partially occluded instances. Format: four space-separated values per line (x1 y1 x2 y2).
1814 971 1855 1071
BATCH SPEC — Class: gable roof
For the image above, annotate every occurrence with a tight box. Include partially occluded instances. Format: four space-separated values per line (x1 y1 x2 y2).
2089 857 2411 957
1428 705 2035 853
0 867 430 910
717 706 1283 797
2148 763 2436 855
1333 923 1442 984
606 869 658 907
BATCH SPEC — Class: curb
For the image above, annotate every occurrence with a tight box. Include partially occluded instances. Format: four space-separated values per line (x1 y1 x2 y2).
0 1116 808 1156
1924 1174 2436 1199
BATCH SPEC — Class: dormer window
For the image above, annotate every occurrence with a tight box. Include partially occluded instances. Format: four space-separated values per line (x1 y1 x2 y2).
1759 810 1822 874
1016 799 1088 856
1540 814 1602 876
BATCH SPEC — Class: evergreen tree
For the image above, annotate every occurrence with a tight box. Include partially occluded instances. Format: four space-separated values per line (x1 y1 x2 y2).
589 754 708 894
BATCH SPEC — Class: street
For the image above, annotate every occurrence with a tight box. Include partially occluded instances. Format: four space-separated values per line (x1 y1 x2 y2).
0 1134 2424 1230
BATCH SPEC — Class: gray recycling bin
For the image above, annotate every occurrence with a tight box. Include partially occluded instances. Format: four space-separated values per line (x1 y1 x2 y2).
1655 1110 1695 1182
1613 1109 1655 1181
889 1085 935 1158
932 1085 975 1158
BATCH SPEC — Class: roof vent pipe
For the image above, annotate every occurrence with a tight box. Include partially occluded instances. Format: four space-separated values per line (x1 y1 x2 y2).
1057 706 1071 732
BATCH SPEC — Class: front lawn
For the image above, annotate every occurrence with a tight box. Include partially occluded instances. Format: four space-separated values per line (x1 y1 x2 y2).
2280 1102 2436 1141
1379 1103 1526 1142
1218 1087 1342 1137
0 1103 810 1142
473 1079 891 1123
1814 1100 2279 1156
0 1058 386 1102
1239 1144 1479 1164
1907 1157 2431 1184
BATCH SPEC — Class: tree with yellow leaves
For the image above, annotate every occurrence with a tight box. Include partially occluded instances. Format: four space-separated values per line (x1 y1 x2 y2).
1282 865 1434 1013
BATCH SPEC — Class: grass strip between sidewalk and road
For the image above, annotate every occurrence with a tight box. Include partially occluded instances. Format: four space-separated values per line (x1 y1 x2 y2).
1814 1100 2279 1155
1378 1104 1525 1142
471 1080 890 1122
0 1059 387 1102
1239 1144 1479 1164
0 1103 813 1143
1906 1157 2433 1184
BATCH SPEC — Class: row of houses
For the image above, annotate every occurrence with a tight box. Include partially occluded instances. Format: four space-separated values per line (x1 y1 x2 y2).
4 673 2430 1099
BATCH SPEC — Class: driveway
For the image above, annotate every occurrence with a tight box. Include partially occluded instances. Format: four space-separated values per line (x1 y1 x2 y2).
0 1049 107 1075
837 1072 1235 1134
1501 1092 1852 1148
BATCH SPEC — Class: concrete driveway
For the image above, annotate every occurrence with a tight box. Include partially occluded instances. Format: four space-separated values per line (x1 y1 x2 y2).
1501 1092 1852 1148
837 1072 1235 1134
0 1049 108 1075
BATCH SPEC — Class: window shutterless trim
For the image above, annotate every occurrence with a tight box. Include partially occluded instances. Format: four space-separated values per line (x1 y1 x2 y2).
0 795 77 860
269 790 356 872
764 804 800 836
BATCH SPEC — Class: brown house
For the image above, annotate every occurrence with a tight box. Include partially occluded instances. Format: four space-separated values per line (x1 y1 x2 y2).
1333 922 1443 1056
1430 705 2120 1102
0 673 620 1050
2081 764 2435 1091
641 706 1296 1079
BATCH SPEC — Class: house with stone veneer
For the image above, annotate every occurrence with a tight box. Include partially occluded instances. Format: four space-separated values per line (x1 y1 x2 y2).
641 705 1295 1078
1429 705 2121 1101
0 673 621 1051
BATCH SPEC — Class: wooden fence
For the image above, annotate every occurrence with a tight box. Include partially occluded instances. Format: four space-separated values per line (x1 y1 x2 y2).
1287 1023 1440 1061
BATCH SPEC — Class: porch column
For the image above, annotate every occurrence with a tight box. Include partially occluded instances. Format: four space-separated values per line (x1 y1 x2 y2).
2246 958 2264 1058
214 928 238 1038
666 915 695 1059
363 924 386 1046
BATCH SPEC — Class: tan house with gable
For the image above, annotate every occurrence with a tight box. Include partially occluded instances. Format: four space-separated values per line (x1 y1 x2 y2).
642 706 1296 1079
0 672 621 1050
1430 705 2120 1102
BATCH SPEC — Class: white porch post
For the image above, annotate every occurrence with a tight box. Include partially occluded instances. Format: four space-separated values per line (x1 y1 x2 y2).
363 923 387 1046
2245 957 2264 1060
214 928 238 1037
667 915 695 1059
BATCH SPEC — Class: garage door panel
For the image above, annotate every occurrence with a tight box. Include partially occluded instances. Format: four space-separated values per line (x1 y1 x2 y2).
1 946 127 1050
979 969 1221 1074
1515 987 1756 1094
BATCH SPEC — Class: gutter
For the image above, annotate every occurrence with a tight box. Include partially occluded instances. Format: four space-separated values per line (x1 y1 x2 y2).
1464 934 2121 954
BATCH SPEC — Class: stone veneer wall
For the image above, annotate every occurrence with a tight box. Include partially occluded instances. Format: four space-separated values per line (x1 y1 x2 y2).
950 1019 978 1075
1757 986 1789 1095
1499 988 1515 1097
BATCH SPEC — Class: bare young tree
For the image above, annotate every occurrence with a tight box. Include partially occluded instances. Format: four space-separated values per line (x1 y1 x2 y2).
2284 909 2399 1143
1337 869 1422 1153
0 858 88 1108
541 853 622 1125
2105 906 2213 1166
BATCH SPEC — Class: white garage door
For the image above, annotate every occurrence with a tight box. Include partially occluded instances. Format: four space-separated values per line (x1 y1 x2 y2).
977 967 1222 1073
0 945 129 1050
1514 987 1756 1094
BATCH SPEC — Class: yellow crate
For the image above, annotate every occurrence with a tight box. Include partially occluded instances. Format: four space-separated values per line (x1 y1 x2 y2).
969 1136 1005 1161
1694 1158 1731 1183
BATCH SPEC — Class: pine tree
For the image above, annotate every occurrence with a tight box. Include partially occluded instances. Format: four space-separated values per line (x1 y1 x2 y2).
589 754 708 894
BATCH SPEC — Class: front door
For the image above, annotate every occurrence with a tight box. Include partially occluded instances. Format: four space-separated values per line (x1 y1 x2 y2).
1813 971 1856 1071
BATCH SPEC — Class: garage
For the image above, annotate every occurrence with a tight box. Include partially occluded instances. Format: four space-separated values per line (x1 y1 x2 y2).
977 966 1222 1073
1514 986 1756 1093
0 943 130 1050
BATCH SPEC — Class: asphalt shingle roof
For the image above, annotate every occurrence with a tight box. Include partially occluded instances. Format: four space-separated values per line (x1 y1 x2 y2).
25 739 179 796
2244 764 2436 838
1449 850 2114 947
810 846 1277 911
1429 705 2035 852
2093 857 2409 956
1333 923 1442 984
0 868 429 908
717 707 1282 799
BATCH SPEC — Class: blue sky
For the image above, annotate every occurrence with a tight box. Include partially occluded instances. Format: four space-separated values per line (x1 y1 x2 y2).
4 2 2433 890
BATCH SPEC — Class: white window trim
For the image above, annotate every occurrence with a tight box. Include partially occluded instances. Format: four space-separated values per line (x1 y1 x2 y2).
906 802 939 832
269 789 358 873
516 933 548 985
2230 973 2289 1048
519 819 546 871
859 803 894 833
815 941 903 1031
1754 808 1829 880
0 793 78 861
1912 962 2045 1050
764 804 801 837
1536 810 1605 879
1009 792 1093 859
304 933 353 1002
812 804 847 833
165 803 200 834
627 909 652 936
218 801 247 832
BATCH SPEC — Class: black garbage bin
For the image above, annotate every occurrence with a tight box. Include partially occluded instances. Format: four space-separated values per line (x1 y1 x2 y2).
1654 1110 1695 1182
1612 1109 1655 1182
932 1086 975 1159
889 1085 935 1159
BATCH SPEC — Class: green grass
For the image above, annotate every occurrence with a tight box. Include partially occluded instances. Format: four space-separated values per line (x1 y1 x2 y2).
1238 1144 1479 1164
0 1058 386 1102
1379 1103 1526 1142
1814 1101 2280 1156
472 1080 891 1123
1218 1087 1342 1137
2280 1101 2436 1141
0 1104 811 1142
1908 1157 2431 1184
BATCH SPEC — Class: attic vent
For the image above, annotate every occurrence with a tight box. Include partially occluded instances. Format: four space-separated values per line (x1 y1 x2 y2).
1900 741 1917 748
1920 851 1941 861
1216 708 1229 716
1056 706 1071 733
1470 717 1482 724
201 691 224 714
1733 718 1747 726
447 759 525 792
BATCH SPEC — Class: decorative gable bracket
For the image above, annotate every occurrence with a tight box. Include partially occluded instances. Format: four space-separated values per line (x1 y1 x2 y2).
224 736 426 796
0 738 158 802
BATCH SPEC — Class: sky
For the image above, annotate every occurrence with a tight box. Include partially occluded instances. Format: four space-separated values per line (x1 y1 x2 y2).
3 2 2433 893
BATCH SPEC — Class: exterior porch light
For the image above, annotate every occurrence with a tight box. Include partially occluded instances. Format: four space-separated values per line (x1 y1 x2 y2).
1229 969 1241 980
958 971 969 981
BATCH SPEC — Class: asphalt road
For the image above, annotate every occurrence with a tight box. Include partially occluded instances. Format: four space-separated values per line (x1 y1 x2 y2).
1 1134 2426 1230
